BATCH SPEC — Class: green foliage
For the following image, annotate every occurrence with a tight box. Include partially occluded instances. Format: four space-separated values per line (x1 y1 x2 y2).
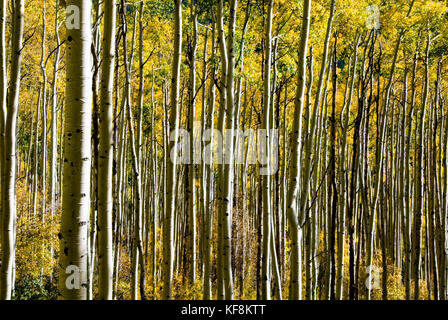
13 276 58 300
147 0 175 19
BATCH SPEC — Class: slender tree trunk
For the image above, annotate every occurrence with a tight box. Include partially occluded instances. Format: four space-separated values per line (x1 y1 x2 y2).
40 0 48 222
261 0 274 300
50 0 61 226
203 20 216 300
0 0 5 278
186 0 198 285
413 34 431 300
286 0 311 300
163 0 182 300
1 0 24 300
98 0 116 300
329 33 338 300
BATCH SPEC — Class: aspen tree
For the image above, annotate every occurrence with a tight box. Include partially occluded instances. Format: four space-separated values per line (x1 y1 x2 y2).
112 39 124 299
261 0 274 300
336 33 359 300
98 0 116 300
435 60 445 300
428 89 439 299
0 0 6 268
58 0 92 300
401 64 412 300
119 0 147 299
215 0 239 299
87 0 102 299
403 38 420 299
150 67 159 297
440 64 448 301
125 80 147 300
26 100 36 217
199 24 209 298
50 0 61 222
40 0 48 222
32 88 41 218
444 89 448 301
203 19 217 301
163 0 182 300
186 0 198 285
1 0 24 300
222 0 238 300
348 30 372 300
137 0 145 252
328 33 338 300
413 34 432 300
216 0 228 299
286 0 311 300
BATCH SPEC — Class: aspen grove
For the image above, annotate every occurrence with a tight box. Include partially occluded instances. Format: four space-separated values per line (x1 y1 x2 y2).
0 0 448 300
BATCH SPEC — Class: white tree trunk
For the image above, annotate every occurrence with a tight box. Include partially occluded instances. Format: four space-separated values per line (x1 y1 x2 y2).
163 0 182 299
0 0 24 300
58 0 92 300
50 0 61 223
261 0 274 300
286 0 311 300
98 0 116 300
0 0 6 279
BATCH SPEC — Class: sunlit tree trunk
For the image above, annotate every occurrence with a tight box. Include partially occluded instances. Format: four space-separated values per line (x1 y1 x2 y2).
286 0 311 300
328 33 338 300
261 0 274 300
216 0 227 299
203 19 216 300
40 0 48 222
58 0 92 300
0 0 5 266
1 0 24 300
185 0 198 285
163 0 182 300
50 0 61 225
413 34 431 300
222 0 238 300
98 0 116 300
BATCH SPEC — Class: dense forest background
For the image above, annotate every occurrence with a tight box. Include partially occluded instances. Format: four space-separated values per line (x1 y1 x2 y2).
1 0 448 300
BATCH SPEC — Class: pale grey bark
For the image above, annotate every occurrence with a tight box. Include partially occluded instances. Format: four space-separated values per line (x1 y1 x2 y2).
163 0 182 300
58 0 92 300
0 0 24 300
50 0 61 222
0 1 5 232
220 0 238 300
261 0 274 300
286 0 311 300
40 0 48 222
98 0 116 300
203 20 216 300
216 0 228 299
413 34 432 300
186 0 198 285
